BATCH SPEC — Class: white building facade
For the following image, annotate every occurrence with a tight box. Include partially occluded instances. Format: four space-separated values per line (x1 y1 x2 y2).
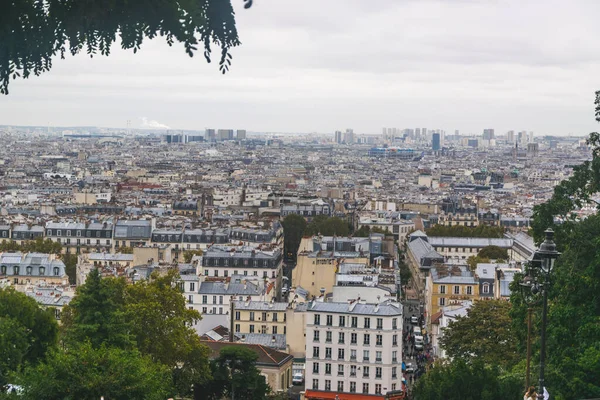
304 301 404 399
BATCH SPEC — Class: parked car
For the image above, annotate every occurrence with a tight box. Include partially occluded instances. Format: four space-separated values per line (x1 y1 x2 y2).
405 363 415 373
292 373 304 385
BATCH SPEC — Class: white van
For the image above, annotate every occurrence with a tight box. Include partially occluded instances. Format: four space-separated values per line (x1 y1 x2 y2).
413 327 422 336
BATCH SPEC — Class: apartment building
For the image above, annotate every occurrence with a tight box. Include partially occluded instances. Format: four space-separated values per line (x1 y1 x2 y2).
233 300 288 335
428 236 513 260
0 252 68 290
304 300 405 400
425 265 479 327
46 222 113 253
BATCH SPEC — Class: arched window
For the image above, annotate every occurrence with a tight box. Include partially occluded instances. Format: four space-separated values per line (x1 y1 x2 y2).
26 266 32 275
0 265 6 275
39 266 45 275
53 267 60 276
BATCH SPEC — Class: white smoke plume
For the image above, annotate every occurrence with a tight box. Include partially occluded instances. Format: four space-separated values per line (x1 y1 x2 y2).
139 117 171 129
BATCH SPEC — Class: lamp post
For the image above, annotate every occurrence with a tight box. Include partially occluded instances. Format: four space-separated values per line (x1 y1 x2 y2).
520 229 560 400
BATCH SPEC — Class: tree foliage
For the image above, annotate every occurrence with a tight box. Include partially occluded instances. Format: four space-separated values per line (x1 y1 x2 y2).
200 346 269 400
440 300 519 369
1 0 252 94
353 225 390 237
477 245 508 260
183 249 204 263
426 224 505 238
0 289 58 386
413 359 522 400
282 214 307 260
12 342 173 400
305 215 349 237
63 268 133 349
0 237 62 254
61 253 77 285
124 270 210 397
466 256 490 271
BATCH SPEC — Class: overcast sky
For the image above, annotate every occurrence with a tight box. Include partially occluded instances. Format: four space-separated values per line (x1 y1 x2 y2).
2 0 600 136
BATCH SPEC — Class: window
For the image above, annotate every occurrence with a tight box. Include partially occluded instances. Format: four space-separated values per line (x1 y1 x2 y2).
363 334 370 345
376 351 382 362
483 283 490 294
392 350 397 363
214 270 219 277
454 285 460 294
350 382 356 393
362 383 369 394
337 381 344 392
337 364 344 376
338 332 345 344
212 296 217 304
26 266 32 275
235 324 240 332
350 365 357 376
313 347 320 358
325 331 332 343
363 350 370 362
350 333 357 344
392 384 397 391
376 334 383 346
325 347 332 359
67 230 71 237
363 366 370 378
202 307 207 313
272 326 278 334
188 295 193 304
375 384 382 394
337 348 344 360
202 295 207 304
312 379 319 390
189 282 195 292
314 314 321 325
392 318 397 329
392 334 398 346
39 266 45 275
392 366 397 378
326 315 333 326
440 285 446 294
262 312 267 321
376 367 382 378
350 349 357 360
364 317 370 328
313 362 319 373
324 380 331 391
439 297 446 306
325 363 331 375
339 316 345 327
273 313 278 322
351 316 358 327
77 230 81 237
250 312 255 321
313 330 320 342
57 230 61 236
376 318 383 329
467 285 473 295
13 266 19 275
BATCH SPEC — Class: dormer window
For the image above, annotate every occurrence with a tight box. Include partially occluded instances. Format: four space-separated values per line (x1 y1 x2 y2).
0 265 6 275
26 266 32 275
53 267 60 276
13 266 20 275
39 267 45 275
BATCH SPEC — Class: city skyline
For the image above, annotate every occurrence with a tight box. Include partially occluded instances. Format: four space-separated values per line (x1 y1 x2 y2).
2 0 600 136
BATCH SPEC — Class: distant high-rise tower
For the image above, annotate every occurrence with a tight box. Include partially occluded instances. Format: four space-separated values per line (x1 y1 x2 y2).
528 131 534 143
432 133 441 151
415 128 421 139
507 130 515 144
343 129 355 144
335 130 343 144
454 130 459 136
236 129 246 140
205 128 216 141
483 129 495 140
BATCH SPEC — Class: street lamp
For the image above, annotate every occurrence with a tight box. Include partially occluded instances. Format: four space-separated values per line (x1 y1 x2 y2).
521 229 560 400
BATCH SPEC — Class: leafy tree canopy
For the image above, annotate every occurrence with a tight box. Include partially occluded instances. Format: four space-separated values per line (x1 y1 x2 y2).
63 268 133 349
477 245 509 260
11 342 173 400
282 214 307 260
0 289 59 386
305 216 349 237
0 237 62 254
426 224 505 238
183 249 204 263
203 346 269 400
353 225 391 237
413 359 522 400
440 300 519 369
466 255 490 271
1 0 252 94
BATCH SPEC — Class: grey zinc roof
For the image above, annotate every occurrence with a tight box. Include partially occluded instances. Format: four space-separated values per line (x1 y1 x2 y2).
46 222 86 230
429 237 513 248
88 253 134 261
307 301 402 316
408 237 443 262
241 333 287 350
198 281 263 296
233 301 287 311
